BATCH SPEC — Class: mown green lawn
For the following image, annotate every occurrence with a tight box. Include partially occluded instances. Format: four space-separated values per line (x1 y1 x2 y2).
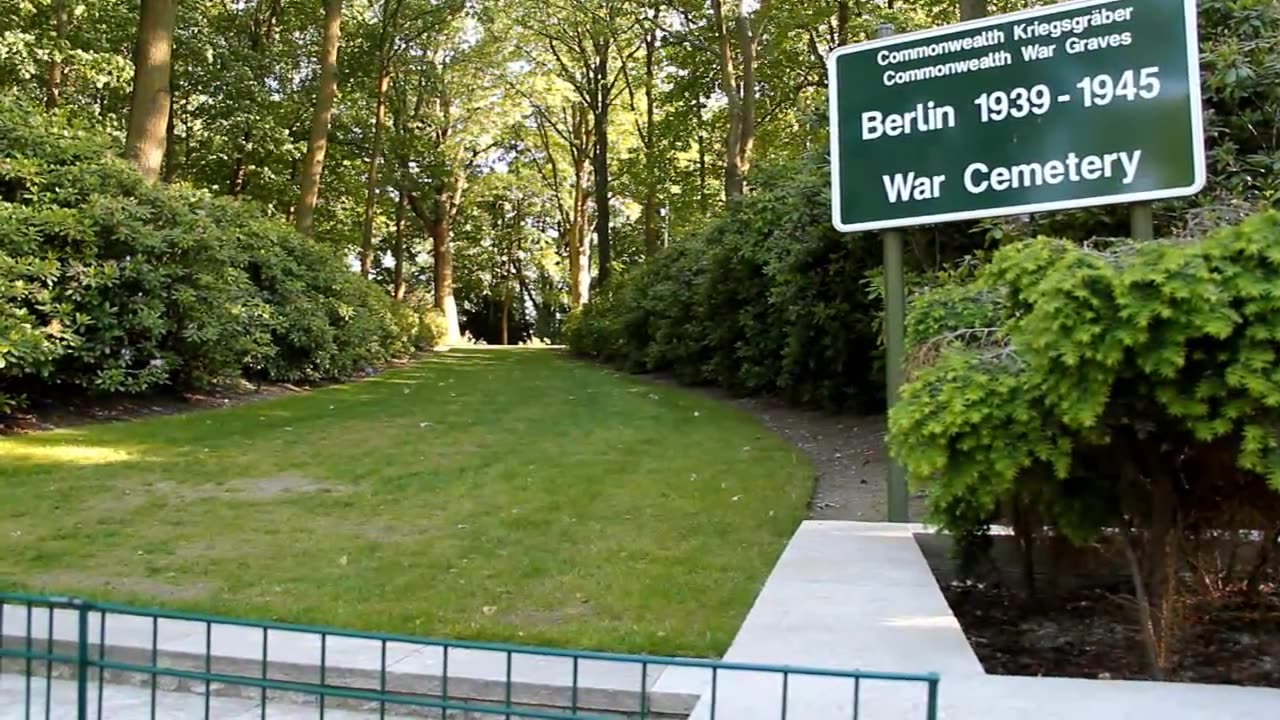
0 349 812 656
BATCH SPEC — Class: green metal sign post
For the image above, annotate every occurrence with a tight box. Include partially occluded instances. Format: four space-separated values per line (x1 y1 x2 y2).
829 0 1205 521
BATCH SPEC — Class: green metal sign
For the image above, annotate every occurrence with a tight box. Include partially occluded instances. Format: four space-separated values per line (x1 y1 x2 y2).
827 0 1205 232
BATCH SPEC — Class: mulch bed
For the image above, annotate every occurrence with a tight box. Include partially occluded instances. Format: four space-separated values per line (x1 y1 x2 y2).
943 581 1280 687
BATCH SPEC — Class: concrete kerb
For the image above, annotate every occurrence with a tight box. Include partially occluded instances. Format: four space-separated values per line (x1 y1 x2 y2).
681 520 1280 720
0 604 699 718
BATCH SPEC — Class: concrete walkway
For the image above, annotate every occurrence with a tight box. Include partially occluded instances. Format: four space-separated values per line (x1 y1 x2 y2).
665 521 1280 720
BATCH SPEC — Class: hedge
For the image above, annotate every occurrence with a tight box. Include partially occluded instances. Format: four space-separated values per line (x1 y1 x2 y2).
0 95 437 411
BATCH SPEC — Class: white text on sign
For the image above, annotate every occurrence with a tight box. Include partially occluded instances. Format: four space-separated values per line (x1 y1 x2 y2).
880 150 1144 204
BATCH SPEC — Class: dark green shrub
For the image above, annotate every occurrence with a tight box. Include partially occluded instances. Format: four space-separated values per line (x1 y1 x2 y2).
0 95 415 408
569 0 1280 417
568 155 888 411
890 212 1280 674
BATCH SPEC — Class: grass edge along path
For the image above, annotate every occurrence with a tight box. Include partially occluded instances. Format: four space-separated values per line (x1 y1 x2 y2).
0 348 813 657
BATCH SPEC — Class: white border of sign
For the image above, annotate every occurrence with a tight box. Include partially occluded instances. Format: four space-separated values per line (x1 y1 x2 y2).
827 0 1206 233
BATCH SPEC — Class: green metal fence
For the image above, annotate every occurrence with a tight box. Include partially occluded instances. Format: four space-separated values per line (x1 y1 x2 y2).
0 592 940 719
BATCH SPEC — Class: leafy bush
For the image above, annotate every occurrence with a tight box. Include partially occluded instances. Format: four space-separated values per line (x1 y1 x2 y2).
1199 0 1280 208
567 155 893 410
0 95 418 408
890 212 1280 673
393 293 448 352
568 0 1280 415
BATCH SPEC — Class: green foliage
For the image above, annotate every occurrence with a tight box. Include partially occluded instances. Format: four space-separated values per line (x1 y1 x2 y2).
392 295 448 351
0 95 419 408
1198 0 1280 207
890 212 1280 544
567 153 886 410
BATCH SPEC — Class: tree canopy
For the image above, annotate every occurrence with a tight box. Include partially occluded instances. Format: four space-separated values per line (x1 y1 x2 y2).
1 0 1038 345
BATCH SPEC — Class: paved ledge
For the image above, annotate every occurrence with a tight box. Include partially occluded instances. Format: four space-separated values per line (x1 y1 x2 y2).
680 520 1280 719
1 674 423 720
0 603 697 717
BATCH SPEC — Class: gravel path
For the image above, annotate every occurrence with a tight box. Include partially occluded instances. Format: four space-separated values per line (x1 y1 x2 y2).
719 396 928 522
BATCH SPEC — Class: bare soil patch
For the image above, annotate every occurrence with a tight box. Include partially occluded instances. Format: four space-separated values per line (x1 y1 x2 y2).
29 571 214 602
149 474 340 501
944 581 1280 687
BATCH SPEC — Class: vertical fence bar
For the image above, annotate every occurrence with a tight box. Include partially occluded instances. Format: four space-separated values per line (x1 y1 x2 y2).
150 616 158 718
570 657 578 715
97 610 105 720
204 620 211 720
926 678 939 720
316 630 325 712
260 627 268 719
780 672 788 720
504 651 513 720
379 639 387 720
441 645 449 704
44 604 53 714
709 667 717 720
851 677 860 720
24 602 31 720
75 602 89 720
639 661 648 719
319 632 327 720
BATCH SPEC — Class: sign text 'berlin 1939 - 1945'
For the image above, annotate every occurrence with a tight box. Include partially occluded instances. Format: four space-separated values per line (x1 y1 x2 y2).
827 0 1205 232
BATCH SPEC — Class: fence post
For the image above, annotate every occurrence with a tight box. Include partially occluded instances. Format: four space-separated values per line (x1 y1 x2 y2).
74 599 89 720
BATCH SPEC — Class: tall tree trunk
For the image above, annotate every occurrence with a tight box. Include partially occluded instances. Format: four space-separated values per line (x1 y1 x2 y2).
712 0 759 200
959 0 987 20
162 102 180 183
431 214 457 342
294 0 343 235
568 105 592 307
593 103 610 286
696 98 708 211
359 67 391 277
837 0 850 46
431 169 465 345
733 0 757 196
592 38 611 286
642 26 659 258
392 189 407 301
124 0 177 183
45 0 67 110
228 133 249 195
499 292 510 346
569 180 591 307
710 0 742 199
